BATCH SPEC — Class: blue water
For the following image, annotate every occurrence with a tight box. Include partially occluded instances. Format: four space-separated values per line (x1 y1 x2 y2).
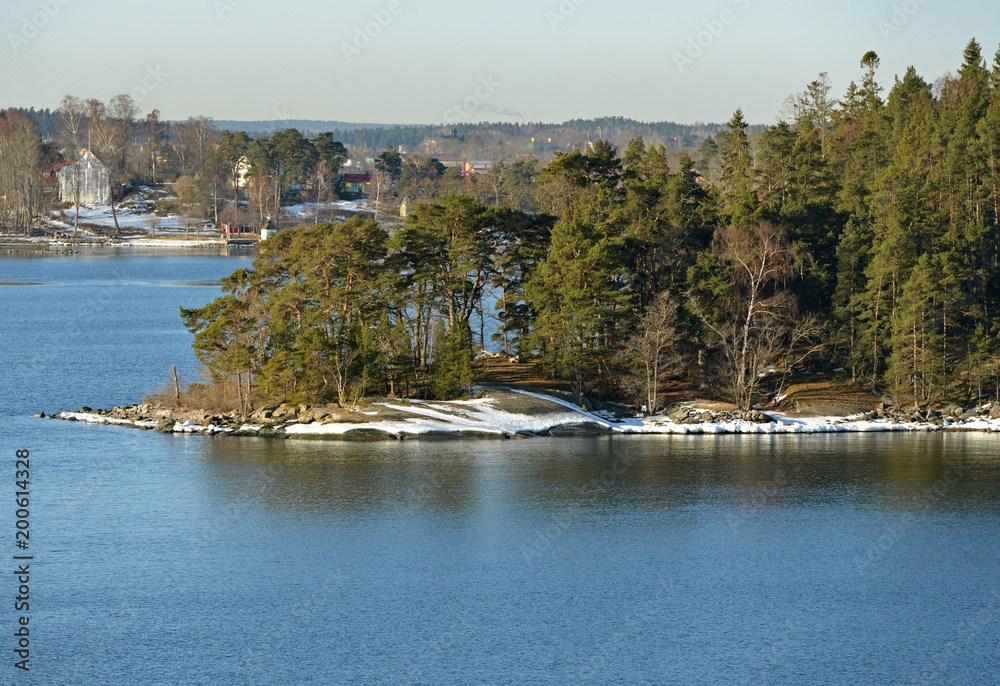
2 249 999 685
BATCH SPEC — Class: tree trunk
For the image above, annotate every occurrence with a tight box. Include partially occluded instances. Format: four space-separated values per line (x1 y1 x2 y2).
110 189 121 237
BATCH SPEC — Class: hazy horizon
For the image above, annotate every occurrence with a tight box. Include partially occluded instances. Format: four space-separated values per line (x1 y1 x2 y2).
2 0 998 126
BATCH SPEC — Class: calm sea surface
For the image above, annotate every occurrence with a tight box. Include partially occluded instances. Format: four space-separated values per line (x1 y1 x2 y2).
1 249 999 685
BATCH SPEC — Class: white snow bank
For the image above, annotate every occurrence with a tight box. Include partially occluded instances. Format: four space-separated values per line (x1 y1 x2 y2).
53 205 200 231
283 200 367 219
610 412 1000 435
282 390 1000 437
173 420 232 435
122 238 226 247
284 393 608 437
59 411 135 426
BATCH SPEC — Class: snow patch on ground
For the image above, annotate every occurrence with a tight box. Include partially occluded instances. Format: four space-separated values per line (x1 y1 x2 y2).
282 391 1000 437
283 200 369 218
51 205 205 231
59 411 134 426
285 394 603 437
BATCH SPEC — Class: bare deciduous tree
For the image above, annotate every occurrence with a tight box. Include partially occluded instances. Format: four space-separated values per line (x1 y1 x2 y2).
772 313 825 405
371 170 390 219
0 112 42 235
617 291 683 413
54 95 88 236
172 116 215 177
689 222 797 409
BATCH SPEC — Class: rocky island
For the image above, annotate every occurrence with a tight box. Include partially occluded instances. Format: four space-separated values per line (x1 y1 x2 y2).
45 387 1000 439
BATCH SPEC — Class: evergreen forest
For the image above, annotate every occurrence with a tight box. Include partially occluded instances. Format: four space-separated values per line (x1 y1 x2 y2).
181 40 1000 411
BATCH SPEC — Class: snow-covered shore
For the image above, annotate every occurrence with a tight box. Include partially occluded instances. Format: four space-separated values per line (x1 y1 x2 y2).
49 388 1000 439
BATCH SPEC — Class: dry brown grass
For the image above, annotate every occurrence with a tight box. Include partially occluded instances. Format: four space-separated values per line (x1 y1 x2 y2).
142 370 247 414
475 358 574 393
775 375 879 414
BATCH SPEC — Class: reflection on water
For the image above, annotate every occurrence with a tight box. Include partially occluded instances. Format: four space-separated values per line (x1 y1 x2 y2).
194 433 1000 520
3 253 1000 685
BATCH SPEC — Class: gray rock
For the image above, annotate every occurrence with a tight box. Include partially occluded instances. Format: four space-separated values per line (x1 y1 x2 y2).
153 419 174 433
666 406 690 423
341 427 396 440
548 422 612 436
250 407 275 421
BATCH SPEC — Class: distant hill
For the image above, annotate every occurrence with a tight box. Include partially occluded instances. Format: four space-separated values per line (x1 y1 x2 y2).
6 106 741 154
210 120 404 135
204 118 734 153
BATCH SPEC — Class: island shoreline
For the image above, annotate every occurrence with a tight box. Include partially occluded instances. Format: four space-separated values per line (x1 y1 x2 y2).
43 387 1000 440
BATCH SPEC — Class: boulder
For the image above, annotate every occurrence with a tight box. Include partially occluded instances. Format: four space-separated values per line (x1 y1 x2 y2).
153 419 174 433
666 406 690 423
942 405 964 418
548 422 611 436
250 406 276 421
272 403 297 419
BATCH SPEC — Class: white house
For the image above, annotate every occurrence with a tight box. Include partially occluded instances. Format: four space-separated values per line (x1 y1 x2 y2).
58 149 110 205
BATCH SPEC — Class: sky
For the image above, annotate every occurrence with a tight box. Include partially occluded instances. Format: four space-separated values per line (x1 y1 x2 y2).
1 0 998 126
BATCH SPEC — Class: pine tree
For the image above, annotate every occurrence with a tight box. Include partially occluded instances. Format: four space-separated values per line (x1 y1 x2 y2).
526 214 629 395
885 254 943 404
719 109 759 226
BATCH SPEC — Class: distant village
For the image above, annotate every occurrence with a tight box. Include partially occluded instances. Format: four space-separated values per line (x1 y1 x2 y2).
0 103 722 243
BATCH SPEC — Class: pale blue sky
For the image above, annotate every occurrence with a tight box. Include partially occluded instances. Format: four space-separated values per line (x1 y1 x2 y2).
2 0 998 125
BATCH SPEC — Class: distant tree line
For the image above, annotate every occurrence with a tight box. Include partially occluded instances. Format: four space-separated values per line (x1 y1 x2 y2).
0 110 55 234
